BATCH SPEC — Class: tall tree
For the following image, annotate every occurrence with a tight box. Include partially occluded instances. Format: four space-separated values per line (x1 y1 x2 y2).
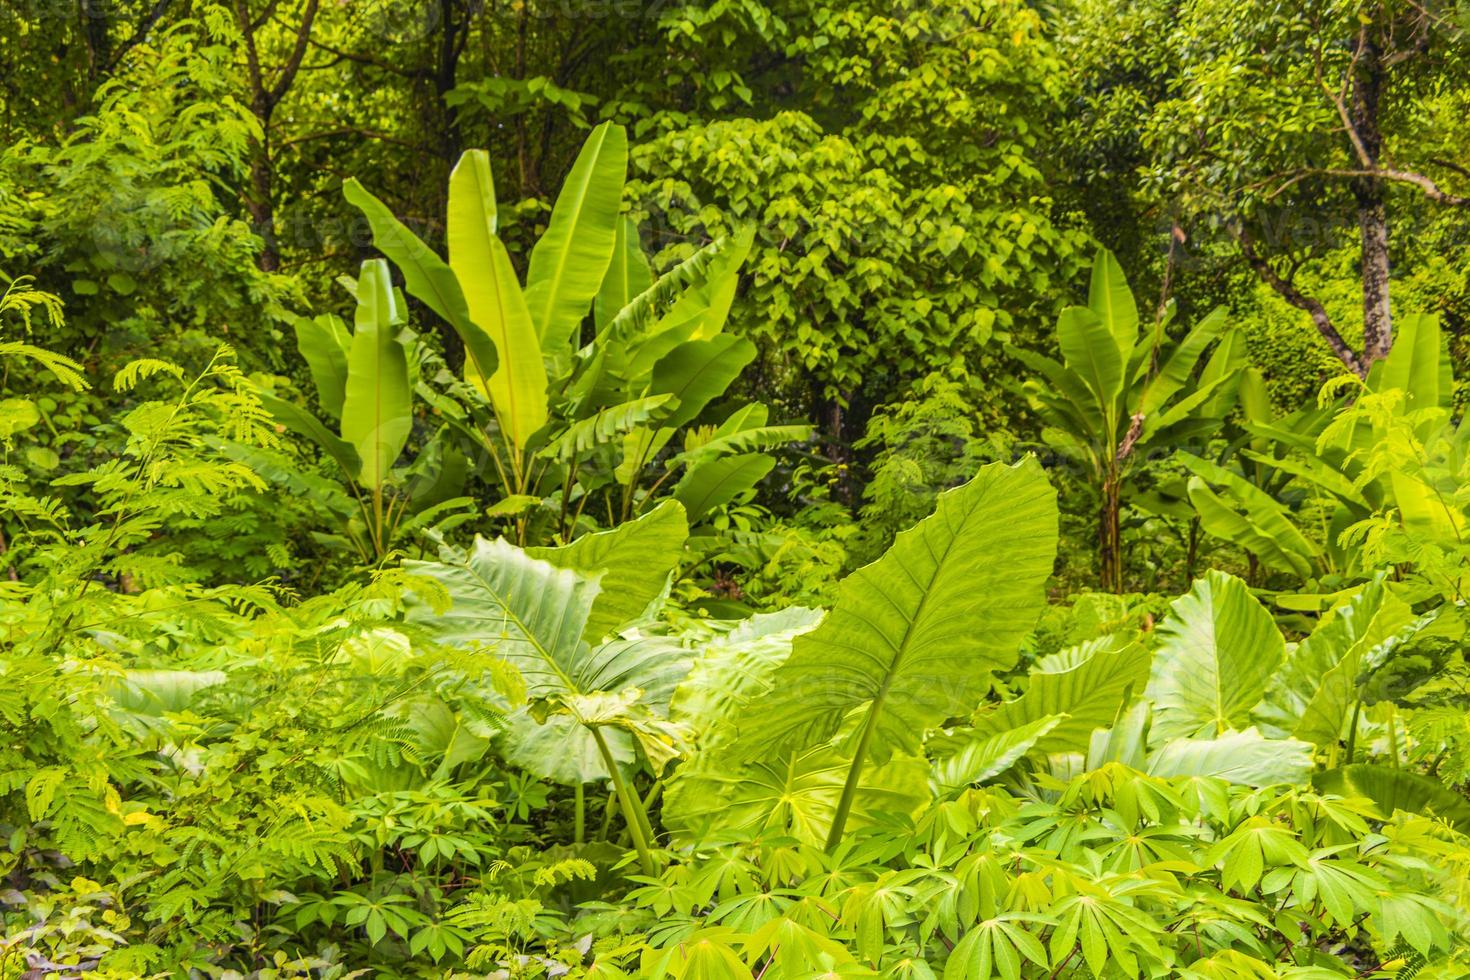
1138 0 1470 375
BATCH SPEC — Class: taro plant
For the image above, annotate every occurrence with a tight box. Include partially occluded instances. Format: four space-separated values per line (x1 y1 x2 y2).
665 458 1060 851
344 122 808 546
256 259 471 563
406 500 694 874
1007 246 1242 591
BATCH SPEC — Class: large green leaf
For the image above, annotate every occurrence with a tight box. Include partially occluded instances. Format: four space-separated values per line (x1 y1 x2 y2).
649 335 757 428
673 452 775 522
663 745 929 848
524 122 628 348
342 177 499 385
1146 729 1313 786
256 388 362 480
538 394 675 461
528 500 689 642
595 216 652 329
1314 764 1470 830
1146 571 1285 740
1056 305 1123 415
671 607 825 751
1087 246 1139 354
737 459 1058 763
972 637 1152 753
1375 313 1451 413
1138 307 1226 416
407 537 596 697
1180 456 1319 578
293 314 351 419
448 150 548 451
407 538 690 784
1285 583 1424 751
340 260 413 491
931 715 1063 796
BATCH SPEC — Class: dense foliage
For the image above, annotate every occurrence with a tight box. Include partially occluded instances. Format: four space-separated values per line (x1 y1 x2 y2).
2 1 1470 978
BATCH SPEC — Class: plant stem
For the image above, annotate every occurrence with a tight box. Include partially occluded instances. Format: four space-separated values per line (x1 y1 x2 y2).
590 727 655 875
826 700 884 853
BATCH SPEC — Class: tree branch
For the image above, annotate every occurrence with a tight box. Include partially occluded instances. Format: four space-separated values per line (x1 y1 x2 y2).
1231 223 1366 378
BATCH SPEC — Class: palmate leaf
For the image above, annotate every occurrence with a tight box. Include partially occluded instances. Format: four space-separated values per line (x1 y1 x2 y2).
1313 764 1470 831
524 121 628 349
528 499 689 643
1146 571 1284 740
662 744 929 848
736 458 1058 764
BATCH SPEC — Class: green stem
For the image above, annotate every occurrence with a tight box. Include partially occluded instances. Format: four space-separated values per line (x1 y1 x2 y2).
590 727 655 875
826 704 883 853
1344 698 1364 765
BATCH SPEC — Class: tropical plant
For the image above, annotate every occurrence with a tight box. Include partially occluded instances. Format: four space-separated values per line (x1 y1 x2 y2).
1007 246 1243 591
1185 313 1468 596
664 458 1059 852
406 500 695 874
255 258 472 563
344 122 809 546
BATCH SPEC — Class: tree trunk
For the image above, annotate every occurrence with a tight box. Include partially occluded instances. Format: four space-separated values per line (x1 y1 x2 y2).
1351 34 1392 365
246 115 279 272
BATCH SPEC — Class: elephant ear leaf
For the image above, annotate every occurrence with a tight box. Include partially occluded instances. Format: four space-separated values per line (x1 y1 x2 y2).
973 637 1152 753
1147 729 1314 786
737 458 1058 764
1146 571 1285 741
931 715 1064 796
406 536 598 699
527 500 690 643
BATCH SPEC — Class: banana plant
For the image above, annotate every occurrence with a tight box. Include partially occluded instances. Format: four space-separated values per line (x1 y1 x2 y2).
344 123 808 545
406 500 692 874
257 259 471 562
1006 247 1242 592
